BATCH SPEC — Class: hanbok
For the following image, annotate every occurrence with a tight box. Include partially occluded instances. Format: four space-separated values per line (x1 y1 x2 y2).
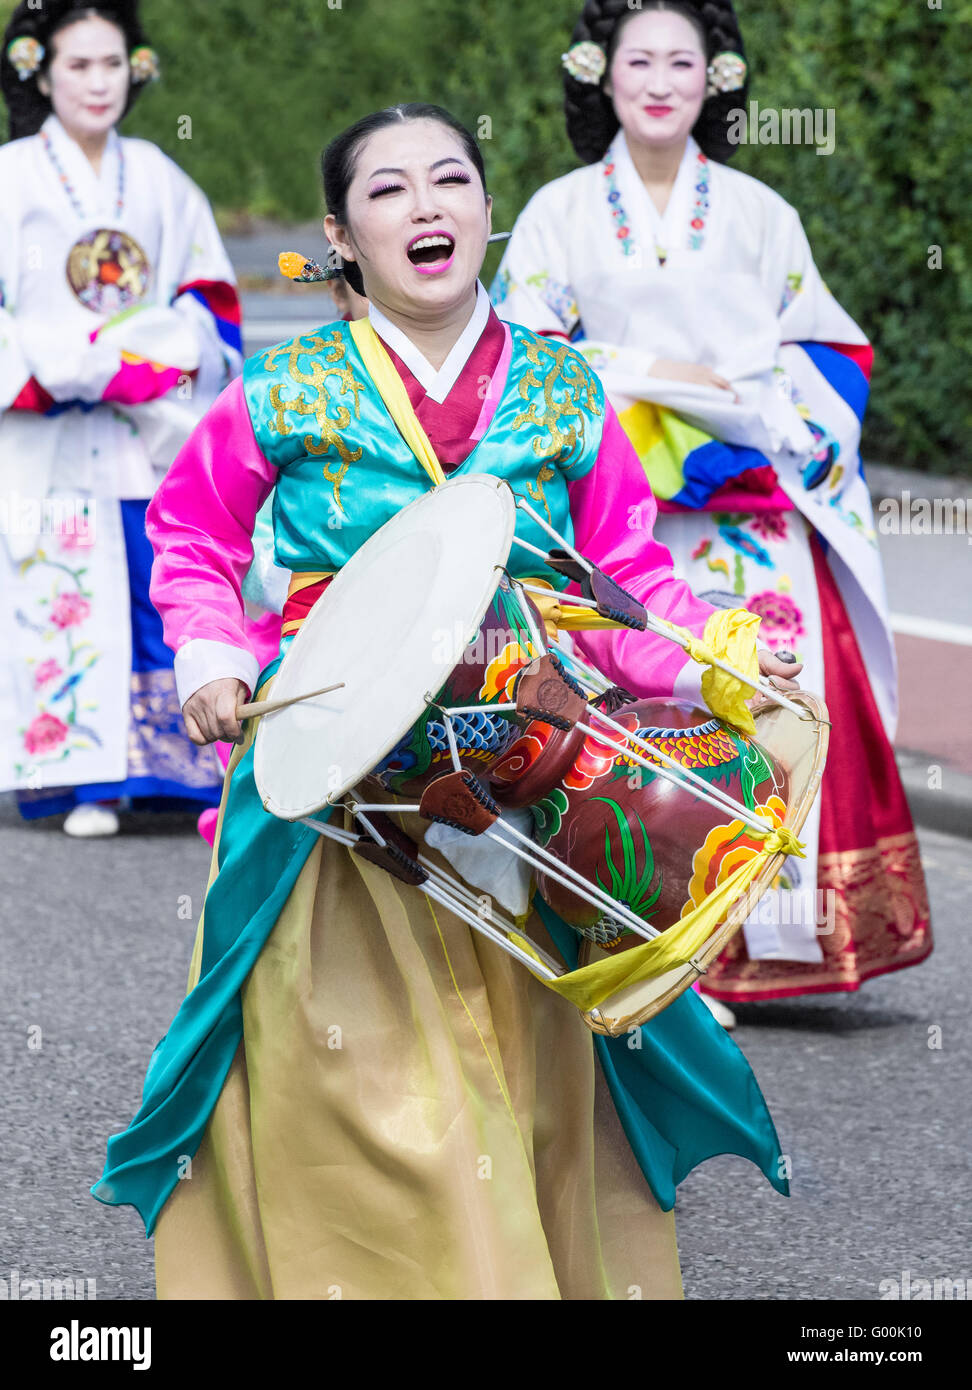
0 113 243 814
92 290 789 1299
492 132 931 999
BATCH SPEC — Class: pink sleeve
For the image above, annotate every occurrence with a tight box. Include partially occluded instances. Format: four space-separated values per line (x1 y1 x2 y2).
566 403 714 696
146 376 276 685
87 321 196 407
100 357 191 406
9 360 185 411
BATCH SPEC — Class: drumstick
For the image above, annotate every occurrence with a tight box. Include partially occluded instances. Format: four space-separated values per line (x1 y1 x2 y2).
237 681 345 719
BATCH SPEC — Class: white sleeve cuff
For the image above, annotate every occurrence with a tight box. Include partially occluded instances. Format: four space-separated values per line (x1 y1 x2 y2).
23 329 121 404
174 638 260 709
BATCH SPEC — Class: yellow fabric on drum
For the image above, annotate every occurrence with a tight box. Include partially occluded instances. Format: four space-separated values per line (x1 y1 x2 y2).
349 318 447 488
517 578 626 640
657 606 761 736
699 607 761 736
763 826 806 859
541 825 805 1012
154 799 683 1300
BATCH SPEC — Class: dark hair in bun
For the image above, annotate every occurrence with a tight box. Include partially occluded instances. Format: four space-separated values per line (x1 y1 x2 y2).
564 0 748 165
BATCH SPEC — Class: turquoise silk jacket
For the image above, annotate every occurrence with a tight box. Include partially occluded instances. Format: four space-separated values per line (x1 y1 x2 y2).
244 319 601 580
91 320 788 1236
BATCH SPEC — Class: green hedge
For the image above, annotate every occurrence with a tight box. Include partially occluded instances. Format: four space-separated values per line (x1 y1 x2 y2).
2 0 969 472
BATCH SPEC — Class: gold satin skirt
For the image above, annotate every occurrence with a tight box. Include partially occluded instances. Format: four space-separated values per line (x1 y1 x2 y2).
154 809 682 1300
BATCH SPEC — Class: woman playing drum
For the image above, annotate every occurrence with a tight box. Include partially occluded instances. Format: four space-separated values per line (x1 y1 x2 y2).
93 103 800 1300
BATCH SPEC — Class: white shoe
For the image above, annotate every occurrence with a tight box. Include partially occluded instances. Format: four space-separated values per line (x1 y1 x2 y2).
699 993 736 1030
63 804 120 838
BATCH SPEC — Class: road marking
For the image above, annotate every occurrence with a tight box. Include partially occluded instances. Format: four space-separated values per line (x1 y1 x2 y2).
891 614 972 647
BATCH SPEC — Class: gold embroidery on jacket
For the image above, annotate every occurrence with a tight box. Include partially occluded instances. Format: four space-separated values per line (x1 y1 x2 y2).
526 464 557 522
262 331 365 514
511 338 601 470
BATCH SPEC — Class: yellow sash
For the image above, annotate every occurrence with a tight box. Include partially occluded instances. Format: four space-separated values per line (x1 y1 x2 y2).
542 825 804 1008
348 315 623 637
348 317 447 487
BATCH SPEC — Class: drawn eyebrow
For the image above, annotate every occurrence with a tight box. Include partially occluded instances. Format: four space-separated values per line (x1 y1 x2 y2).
622 47 700 56
366 157 470 180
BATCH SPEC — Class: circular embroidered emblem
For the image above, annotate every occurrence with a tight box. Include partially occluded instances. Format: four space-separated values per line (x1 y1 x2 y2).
65 228 151 313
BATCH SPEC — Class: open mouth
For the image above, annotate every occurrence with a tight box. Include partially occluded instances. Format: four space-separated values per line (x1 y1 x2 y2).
407 232 455 268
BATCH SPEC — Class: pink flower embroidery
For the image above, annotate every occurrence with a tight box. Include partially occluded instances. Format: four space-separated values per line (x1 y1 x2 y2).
749 512 789 543
24 712 70 755
34 660 64 689
50 592 91 629
59 525 95 551
747 590 806 637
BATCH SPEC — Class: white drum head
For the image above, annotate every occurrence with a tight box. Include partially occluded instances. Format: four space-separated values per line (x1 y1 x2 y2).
254 474 516 820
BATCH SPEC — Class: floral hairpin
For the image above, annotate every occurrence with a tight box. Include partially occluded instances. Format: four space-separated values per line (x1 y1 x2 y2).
5 36 160 85
278 249 344 283
130 46 160 84
706 51 747 96
561 40 606 86
6 35 45 81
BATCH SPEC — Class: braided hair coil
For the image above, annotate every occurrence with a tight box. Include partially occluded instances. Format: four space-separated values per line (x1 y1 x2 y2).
563 0 748 165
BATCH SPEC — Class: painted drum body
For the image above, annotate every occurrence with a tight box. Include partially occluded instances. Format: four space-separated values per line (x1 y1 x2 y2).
488 712 586 809
524 698 791 946
367 581 547 797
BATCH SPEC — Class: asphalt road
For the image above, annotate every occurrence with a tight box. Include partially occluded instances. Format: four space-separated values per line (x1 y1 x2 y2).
0 800 966 1302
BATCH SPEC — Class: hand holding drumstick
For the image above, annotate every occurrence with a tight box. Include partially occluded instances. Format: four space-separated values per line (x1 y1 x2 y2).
757 648 803 693
183 677 345 746
183 677 249 746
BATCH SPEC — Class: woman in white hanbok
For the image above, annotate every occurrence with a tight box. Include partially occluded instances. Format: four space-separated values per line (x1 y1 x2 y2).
492 0 931 1012
0 1 243 836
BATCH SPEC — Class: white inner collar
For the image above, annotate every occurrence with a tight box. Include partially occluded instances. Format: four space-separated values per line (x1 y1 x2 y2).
368 281 491 404
613 130 701 241
42 113 123 220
